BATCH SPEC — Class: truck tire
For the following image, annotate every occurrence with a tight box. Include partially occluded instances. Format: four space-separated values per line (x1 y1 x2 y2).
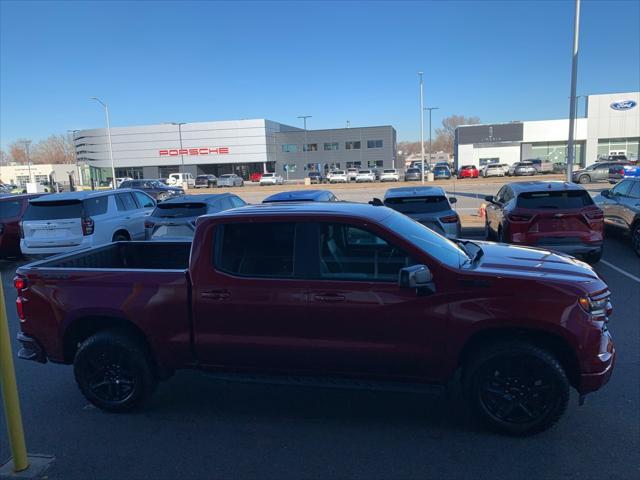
74 329 157 412
463 342 569 436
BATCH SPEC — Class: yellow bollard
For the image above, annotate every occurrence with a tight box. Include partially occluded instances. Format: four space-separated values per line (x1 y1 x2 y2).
0 278 29 472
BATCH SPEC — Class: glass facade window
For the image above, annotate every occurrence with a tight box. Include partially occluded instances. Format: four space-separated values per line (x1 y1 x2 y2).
34 175 48 183
345 141 361 150
367 139 383 148
346 161 362 168
283 164 297 173
16 175 30 187
159 166 179 179
324 142 339 151
527 141 585 166
368 160 384 167
115 167 144 179
303 143 318 152
282 144 298 153
597 137 639 162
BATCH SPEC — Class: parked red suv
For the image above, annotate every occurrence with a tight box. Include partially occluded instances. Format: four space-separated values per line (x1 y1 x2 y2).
0 194 45 258
250 172 263 183
457 165 479 179
484 181 604 263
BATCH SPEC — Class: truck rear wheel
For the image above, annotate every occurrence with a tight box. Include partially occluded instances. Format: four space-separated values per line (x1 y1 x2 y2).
464 342 569 436
74 330 157 412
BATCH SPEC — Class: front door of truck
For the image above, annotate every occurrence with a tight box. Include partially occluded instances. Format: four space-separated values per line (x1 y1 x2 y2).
191 220 310 371
297 221 447 380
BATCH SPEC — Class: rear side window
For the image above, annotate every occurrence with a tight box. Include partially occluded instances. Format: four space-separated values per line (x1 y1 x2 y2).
23 201 83 220
215 222 296 278
154 203 207 218
229 196 246 208
83 196 109 216
0 200 22 219
119 181 132 188
385 196 450 214
516 190 594 209
133 191 155 208
629 181 640 199
116 193 138 211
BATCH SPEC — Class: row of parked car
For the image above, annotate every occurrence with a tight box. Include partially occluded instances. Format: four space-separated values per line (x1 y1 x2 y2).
3 175 638 260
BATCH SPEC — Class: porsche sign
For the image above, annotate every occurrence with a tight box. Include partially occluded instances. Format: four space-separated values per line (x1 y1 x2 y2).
159 147 229 157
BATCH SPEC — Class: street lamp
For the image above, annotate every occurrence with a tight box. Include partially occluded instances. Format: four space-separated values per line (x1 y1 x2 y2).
566 0 581 182
170 122 187 173
424 107 439 167
90 97 116 188
297 115 312 180
418 72 425 184
21 140 32 184
67 130 81 188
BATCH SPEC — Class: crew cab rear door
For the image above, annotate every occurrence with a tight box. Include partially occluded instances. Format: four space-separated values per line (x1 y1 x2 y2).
191 220 309 370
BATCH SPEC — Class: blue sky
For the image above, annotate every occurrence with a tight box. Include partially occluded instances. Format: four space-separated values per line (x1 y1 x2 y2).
1 0 639 149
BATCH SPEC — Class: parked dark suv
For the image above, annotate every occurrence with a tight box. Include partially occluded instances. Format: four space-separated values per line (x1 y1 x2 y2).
195 175 217 188
119 179 184 202
595 178 640 256
0 194 45 258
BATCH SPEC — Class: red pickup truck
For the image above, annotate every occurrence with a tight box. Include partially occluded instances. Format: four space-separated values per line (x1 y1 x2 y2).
14 202 615 435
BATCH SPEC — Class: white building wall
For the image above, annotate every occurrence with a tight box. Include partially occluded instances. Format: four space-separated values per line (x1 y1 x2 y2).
471 145 521 165
523 119 587 142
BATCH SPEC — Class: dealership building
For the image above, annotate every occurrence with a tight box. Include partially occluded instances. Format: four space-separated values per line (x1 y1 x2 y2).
73 119 397 184
454 92 639 169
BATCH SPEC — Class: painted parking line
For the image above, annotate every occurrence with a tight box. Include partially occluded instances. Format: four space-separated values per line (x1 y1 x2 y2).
599 260 640 283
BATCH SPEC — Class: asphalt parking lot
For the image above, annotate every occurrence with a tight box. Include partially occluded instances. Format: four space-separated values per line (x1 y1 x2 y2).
1 177 639 480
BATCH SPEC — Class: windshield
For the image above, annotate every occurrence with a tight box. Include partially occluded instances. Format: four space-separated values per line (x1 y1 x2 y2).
382 211 467 268
517 190 594 209
23 200 83 220
154 203 207 218
384 195 451 213
383 169 396 173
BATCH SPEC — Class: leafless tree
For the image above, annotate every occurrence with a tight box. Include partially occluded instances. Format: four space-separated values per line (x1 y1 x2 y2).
8 139 30 164
31 135 76 164
434 115 481 153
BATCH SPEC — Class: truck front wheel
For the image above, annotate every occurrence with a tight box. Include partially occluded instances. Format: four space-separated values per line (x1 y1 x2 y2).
464 342 569 436
74 330 157 412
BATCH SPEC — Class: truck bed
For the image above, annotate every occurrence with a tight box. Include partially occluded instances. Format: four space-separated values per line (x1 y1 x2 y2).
26 241 191 270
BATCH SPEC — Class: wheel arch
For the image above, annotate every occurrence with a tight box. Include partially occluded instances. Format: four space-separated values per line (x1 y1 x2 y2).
63 315 153 365
457 327 580 388
112 228 131 241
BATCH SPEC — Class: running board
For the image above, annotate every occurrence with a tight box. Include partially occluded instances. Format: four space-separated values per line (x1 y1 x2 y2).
203 372 445 395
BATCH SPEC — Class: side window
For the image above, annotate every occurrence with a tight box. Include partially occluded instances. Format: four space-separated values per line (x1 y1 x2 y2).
133 191 155 208
503 187 514 204
230 196 245 208
596 163 610 171
83 196 109 216
130 181 141 188
612 180 633 197
318 223 416 282
119 181 131 189
215 222 296 278
628 181 640 200
495 186 506 203
115 193 137 211
219 198 234 210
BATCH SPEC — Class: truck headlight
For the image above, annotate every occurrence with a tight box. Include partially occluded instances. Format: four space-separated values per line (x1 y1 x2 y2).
579 292 613 320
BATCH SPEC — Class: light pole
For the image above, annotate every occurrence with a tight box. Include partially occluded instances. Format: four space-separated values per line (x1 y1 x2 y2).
22 140 32 184
424 107 439 167
297 115 311 179
346 120 351 128
170 122 187 173
90 97 116 188
67 130 81 188
566 0 581 182
418 72 425 184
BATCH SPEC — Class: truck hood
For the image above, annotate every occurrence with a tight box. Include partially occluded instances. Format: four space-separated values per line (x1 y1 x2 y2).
471 241 602 284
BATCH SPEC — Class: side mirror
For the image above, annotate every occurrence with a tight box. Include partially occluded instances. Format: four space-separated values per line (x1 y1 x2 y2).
399 264 434 290
369 197 384 206
601 189 610 198
449 197 457 204
484 195 495 204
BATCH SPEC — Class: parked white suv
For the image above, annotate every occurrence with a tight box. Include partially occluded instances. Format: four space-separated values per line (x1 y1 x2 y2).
482 164 507 177
355 169 375 183
380 168 400 182
20 189 156 256
167 172 195 188
259 173 284 186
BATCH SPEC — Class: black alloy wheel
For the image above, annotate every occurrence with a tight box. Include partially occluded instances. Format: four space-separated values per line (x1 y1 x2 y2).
632 223 640 257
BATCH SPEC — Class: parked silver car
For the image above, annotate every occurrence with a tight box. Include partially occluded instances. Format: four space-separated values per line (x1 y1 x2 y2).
381 186 461 238
216 174 244 188
482 164 506 177
511 161 537 176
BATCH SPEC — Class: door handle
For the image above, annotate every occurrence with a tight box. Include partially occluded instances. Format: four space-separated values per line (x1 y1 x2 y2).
201 290 231 300
313 294 345 303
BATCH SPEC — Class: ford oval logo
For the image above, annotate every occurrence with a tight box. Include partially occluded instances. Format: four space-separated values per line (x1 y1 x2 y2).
610 100 637 111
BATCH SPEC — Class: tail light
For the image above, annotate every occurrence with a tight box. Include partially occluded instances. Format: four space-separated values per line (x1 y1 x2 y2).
82 217 95 236
440 214 459 224
14 276 27 322
507 213 533 222
144 220 155 229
